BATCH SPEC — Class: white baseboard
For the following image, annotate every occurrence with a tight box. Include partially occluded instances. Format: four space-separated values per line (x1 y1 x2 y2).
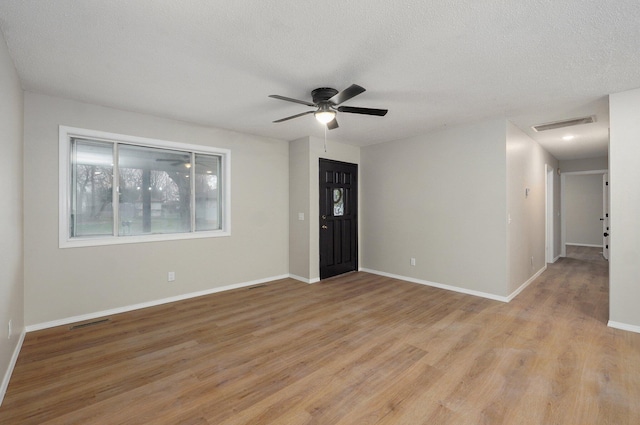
26 274 290 332
359 268 509 302
553 255 561 262
360 266 548 304
1 329 26 407
289 274 320 284
608 320 640 334
506 265 547 302
565 243 603 248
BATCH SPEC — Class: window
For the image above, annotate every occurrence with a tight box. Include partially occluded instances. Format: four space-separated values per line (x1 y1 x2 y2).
60 126 230 248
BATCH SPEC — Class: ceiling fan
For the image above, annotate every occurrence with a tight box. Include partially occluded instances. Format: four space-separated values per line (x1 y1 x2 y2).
269 84 388 130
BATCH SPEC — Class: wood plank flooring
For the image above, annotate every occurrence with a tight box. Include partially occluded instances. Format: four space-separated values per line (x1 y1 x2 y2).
2 246 640 424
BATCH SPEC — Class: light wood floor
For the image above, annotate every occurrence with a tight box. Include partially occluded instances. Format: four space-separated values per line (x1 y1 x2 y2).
2 247 640 424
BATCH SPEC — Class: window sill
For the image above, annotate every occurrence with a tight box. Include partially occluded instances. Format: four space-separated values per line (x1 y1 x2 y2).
59 229 231 249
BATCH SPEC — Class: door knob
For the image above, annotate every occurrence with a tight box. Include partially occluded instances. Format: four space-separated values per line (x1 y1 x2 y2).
322 225 328 229
322 215 326 219
604 232 609 237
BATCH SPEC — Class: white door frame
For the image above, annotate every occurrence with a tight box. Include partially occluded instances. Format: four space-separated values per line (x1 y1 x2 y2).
602 173 610 260
545 164 554 263
560 169 608 257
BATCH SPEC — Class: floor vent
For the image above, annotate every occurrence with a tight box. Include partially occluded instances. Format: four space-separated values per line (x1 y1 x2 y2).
531 115 595 132
70 318 110 330
248 284 267 290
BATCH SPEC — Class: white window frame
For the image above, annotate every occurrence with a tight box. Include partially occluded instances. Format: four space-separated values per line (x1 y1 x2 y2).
59 126 231 248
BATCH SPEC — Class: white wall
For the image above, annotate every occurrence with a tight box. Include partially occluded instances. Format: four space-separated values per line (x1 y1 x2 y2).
0 30 24 405
506 122 559 294
609 88 640 331
289 136 360 282
23 93 289 327
564 173 604 247
361 119 508 297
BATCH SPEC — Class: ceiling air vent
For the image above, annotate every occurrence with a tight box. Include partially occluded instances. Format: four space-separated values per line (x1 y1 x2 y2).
531 116 596 132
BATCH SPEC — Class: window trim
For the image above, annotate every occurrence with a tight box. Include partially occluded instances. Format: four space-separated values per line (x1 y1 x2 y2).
59 126 231 248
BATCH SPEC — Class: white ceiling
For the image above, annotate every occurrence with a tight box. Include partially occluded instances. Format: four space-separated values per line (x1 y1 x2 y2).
1 1 639 160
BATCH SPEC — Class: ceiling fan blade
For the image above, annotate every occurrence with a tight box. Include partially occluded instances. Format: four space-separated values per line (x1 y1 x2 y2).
337 106 388 116
327 118 339 130
268 94 316 107
328 84 366 106
273 110 314 123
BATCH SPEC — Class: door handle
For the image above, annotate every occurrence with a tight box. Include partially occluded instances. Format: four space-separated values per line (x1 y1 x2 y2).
322 225 328 229
604 232 609 237
322 215 326 219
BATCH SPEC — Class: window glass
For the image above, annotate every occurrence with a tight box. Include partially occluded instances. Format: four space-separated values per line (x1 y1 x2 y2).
333 188 344 216
118 145 191 235
71 139 114 237
194 154 221 231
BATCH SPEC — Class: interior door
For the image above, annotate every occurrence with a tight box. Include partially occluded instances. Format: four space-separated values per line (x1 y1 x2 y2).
319 159 358 279
602 173 609 260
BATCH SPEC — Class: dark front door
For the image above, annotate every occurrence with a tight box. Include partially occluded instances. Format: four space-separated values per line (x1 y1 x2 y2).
319 159 358 279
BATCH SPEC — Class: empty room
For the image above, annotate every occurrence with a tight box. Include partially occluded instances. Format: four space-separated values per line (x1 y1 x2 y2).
2 1 640 424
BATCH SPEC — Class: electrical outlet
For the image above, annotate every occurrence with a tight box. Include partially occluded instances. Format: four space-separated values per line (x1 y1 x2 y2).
8 319 12 339
410 258 416 266
168 271 175 282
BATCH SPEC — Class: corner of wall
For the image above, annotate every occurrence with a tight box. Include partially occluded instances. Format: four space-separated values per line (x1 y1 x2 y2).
0 28 25 406
609 87 640 330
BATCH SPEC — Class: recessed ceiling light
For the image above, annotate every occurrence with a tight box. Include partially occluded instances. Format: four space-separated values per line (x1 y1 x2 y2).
562 135 575 141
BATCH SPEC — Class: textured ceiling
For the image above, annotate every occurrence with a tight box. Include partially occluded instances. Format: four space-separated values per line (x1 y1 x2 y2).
1 0 639 159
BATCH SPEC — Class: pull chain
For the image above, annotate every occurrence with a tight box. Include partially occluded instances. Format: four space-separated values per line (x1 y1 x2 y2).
324 125 327 153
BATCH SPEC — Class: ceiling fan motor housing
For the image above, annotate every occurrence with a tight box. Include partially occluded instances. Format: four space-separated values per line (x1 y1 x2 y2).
312 87 339 104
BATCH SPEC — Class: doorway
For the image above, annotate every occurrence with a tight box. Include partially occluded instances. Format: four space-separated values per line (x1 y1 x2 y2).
560 169 609 258
319 159 358 279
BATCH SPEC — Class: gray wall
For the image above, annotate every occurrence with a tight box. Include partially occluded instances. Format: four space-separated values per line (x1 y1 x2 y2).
609 88 640 330
360 119 509 297
289 138 312 280
564 174 605 247
506 122 560 294
23 93 290 326
0 31 24 404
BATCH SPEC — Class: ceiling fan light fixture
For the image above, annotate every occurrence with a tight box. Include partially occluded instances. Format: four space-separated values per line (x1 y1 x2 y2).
315 109 336 124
